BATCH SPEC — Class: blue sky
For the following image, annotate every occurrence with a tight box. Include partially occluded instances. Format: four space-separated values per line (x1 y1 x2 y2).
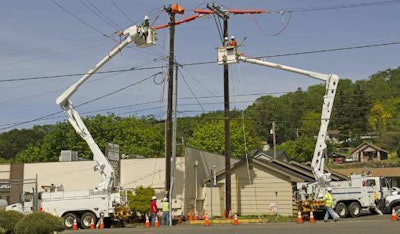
1 0 399 132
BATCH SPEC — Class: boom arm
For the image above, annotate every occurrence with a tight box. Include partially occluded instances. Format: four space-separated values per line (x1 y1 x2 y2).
217 47 339 184
56 25 156 191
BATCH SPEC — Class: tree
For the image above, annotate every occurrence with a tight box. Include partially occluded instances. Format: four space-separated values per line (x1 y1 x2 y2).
277 136 315 162
127 186 155 214
186 119 260 159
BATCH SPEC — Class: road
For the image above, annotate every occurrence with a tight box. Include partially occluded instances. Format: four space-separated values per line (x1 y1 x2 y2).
62 214 400 234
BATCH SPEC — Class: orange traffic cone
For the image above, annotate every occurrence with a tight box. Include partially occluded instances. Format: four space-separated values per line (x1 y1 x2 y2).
222 209 226 220
39 201 43 212
228 210 232 220
99 215 104 229
233 213 239 225
391 208 397 221
189 210 193 221
204 213 210 226
309 211 315 223
154 216 159 228
297 211 303 224
72 218 78 230
145 214 150 228
90 218 95 229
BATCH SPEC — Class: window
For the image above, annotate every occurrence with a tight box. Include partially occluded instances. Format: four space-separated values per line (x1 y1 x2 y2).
366 179 376 187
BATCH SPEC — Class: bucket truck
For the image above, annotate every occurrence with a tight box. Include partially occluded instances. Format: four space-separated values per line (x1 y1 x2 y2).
6 24 157 229
217 46 397 218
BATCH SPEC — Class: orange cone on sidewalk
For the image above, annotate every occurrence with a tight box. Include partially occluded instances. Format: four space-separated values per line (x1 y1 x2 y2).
309 211 315 223
189 210 193 221
90 218 95 230
204 213 210 226
154 216 159 227
145 214 150 228
297 211 303 224
233 213 239 225
99 215 104 229
391 208 397 221
72 218 78 230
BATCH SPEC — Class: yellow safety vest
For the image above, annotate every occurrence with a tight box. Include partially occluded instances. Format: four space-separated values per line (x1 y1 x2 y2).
325 192 333 208
162 202 169 212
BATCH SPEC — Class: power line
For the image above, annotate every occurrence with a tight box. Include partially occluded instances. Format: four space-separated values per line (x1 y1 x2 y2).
275 0 400 13
2 40 399 83
51 0 113 39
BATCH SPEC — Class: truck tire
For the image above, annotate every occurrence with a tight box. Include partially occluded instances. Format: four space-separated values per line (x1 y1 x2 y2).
63 213 79 229
394 206 400 219
348 202 361 217
80 212 97 229
335 202 348 218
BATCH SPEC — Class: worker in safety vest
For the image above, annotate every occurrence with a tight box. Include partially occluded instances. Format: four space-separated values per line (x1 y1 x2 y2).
324 187 340 222
161 197 170 225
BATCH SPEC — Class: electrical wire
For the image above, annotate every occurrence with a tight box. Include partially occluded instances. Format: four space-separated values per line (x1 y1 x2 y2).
51 0 114 39
2 40 399 83
275 0 400 13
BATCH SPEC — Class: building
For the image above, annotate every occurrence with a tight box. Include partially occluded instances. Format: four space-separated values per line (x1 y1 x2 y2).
350 143 388 162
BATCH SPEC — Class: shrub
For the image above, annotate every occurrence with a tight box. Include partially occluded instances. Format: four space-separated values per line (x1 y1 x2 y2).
0 210 24 233
14 212 65 234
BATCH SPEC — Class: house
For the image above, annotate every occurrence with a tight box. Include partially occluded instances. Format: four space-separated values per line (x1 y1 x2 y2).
184 147 348 217
350 143 388 162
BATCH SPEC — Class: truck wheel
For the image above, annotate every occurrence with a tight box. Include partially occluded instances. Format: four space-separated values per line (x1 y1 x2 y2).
80 212 97 229
335 202 348 218
348 202 361 217
394 206 400 219
63 213 79 229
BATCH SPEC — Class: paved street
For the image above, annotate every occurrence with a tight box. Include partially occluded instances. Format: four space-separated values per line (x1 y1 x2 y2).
62 214 400 234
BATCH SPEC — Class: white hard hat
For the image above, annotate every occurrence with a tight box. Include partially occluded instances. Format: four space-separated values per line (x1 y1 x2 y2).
163 197 168 202
152 196 157 200
231 36 235 39
224 37 228 40
144 15 149 20
327 187 332 191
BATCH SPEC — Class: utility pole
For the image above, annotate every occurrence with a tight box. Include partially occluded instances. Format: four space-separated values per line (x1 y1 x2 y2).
272 121 276 158
163 2 184 203
207 3 231 218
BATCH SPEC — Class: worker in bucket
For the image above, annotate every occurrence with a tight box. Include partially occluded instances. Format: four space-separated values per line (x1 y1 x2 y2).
161 197 170 225
324 187 340 222
150 196 158 227
223 37 230 47
230 36 237 47
142 15 150 40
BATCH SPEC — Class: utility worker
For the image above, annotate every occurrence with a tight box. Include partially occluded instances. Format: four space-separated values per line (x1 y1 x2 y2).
150 196 158 227
223 37 230 47
142 15 150 40
161 197 170 225
230 36 237 47
324 187 339 222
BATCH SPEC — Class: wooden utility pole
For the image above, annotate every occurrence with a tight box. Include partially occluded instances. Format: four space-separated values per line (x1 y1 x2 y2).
195 4 266 218
163 3 184 199
207 3 231 218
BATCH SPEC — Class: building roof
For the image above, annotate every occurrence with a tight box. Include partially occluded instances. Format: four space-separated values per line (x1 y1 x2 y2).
351 142 388 154
204 151 348 183
333 167 400 178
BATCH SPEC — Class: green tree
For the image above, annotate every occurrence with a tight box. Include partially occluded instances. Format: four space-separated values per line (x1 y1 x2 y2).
186 119 260 158
127 186 155 214
277 136 315 162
